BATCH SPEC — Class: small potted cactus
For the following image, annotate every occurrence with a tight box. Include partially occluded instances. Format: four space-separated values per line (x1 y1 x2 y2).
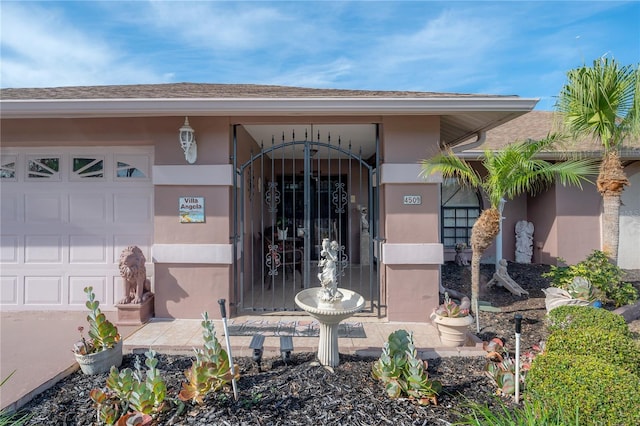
430 292 474 347
73 286 123 375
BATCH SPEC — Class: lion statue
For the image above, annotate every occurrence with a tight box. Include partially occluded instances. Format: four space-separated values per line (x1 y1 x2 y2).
119 245 152 304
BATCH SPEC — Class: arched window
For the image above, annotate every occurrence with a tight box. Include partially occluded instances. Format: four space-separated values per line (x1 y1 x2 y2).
441 179 481 248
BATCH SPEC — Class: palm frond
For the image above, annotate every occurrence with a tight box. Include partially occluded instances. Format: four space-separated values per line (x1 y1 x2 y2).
420 150 481 188
556 57 639 150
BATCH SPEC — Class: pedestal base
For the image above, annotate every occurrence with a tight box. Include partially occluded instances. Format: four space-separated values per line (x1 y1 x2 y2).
116 295 154 325
317 322 341 367
360 232 370 266
294 288 366 368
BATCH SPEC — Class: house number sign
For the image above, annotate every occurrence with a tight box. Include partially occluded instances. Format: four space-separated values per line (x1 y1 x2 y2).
403 195 422 205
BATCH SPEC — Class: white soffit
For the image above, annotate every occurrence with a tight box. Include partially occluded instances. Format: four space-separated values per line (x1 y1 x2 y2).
1 97 539 119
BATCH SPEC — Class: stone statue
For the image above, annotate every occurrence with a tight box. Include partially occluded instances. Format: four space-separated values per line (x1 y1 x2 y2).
317 239 343 303
357 205 369 233
515 220 534 264
454 243 469 266
486 259 529 296
118 246 152 304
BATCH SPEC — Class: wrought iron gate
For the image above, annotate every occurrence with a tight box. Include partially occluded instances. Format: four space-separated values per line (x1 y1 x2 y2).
232 126 379 313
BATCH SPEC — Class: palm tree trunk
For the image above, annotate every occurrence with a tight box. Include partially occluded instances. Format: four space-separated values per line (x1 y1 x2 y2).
596 151 629 264
470 249 482 325
469 207 501 332
602 193 622 263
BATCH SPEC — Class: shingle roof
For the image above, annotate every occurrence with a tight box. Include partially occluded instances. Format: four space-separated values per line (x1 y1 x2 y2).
462 110 639 157
0 83 510 100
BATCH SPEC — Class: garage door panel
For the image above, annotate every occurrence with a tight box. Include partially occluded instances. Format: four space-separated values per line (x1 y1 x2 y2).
24 276 61 304
1 194 18 221
25 194 64 223
69 276 106 305
70 235 107 263
1 148 153 310
1 236 19 263
114 194 152 223
114 236 152 262
1 276 18 304
25 236 63 263
70 194 107 224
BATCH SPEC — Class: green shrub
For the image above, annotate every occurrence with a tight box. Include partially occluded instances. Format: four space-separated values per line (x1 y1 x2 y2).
544 327 640 376
542 250 638 307
454 396 581 426
546 305 630 337
526 353 640 426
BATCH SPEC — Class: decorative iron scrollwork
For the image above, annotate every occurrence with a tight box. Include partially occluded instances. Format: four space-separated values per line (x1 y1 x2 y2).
264 181 281 213
332 182 348 213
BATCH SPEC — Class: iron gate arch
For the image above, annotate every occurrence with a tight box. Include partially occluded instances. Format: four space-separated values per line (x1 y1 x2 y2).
232 127 380 314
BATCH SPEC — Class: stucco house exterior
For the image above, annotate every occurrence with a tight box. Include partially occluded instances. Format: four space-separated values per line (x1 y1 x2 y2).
7 84 635 322
458 111 640 273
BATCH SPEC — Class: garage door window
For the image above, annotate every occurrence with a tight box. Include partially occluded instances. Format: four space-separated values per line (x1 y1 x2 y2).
73 157 104 179
27 157 60 180
1 156 16 180
115 155 150 179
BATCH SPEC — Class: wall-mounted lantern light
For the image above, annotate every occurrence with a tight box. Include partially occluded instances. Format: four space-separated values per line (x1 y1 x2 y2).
179 117 197 164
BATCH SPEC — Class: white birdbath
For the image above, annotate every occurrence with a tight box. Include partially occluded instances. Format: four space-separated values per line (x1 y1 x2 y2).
295 287 365 367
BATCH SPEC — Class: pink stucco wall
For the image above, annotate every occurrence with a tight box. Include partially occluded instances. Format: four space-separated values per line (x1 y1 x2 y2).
528 182 600 265
555 183 601 264
380 116 442 321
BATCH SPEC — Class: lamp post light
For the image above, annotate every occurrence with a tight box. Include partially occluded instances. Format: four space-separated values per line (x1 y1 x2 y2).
514 313 523 403
179 117 197 164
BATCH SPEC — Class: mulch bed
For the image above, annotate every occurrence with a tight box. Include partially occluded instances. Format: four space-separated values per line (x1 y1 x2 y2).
17 262 640 425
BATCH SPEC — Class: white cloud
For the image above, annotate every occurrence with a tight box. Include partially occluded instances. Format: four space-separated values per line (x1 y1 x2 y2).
139 1 294 51
0 3 164 88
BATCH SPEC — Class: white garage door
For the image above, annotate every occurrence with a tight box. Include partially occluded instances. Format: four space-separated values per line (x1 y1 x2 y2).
0 147 154 310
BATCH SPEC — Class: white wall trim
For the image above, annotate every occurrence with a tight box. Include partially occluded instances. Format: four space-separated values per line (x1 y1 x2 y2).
152 244 232 264
381 163 442 184
1 98 539 119
382 243 443 265
153 165 232 185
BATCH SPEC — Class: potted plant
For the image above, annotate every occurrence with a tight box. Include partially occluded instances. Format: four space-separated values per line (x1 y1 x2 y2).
73 286 123 375
542 276 596 313
276 217 288 240
430 292 474 347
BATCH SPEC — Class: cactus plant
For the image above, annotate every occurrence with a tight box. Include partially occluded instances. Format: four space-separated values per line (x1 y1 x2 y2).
566 277 598 302
89 349 167 425
73 286 120 355
372 330 442 405
178 312 239 405
434 292 470 318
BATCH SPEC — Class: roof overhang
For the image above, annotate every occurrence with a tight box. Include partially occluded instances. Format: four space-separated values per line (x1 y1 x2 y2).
1 97 538 117
0 96 539 150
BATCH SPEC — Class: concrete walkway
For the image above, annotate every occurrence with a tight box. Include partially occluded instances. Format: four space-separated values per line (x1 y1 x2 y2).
1 311 484 412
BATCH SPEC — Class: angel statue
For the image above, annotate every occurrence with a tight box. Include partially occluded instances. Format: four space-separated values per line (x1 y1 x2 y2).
317 239 343 302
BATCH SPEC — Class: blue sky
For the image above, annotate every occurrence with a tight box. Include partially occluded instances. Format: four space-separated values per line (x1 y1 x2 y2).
1 1 638 110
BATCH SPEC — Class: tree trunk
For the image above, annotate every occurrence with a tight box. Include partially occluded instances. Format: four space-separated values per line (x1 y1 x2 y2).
470 249 482 317
602 193 622 263
596 151 628 264
469 207 501 317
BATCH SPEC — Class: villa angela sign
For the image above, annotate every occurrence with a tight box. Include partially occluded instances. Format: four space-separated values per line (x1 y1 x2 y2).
179 197 205 223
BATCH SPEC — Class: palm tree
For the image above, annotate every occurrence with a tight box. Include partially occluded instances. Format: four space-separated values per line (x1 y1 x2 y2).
421 135 597 332
555 57 639 264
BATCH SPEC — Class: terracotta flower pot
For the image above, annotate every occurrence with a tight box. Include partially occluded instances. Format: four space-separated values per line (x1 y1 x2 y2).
432 314 474 347
75 339 123 375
